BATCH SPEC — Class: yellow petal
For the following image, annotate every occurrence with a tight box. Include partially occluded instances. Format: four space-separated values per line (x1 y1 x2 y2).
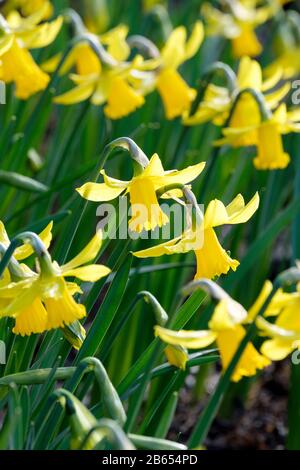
155 325 217 349
247 280 273 322
237 56 262 91
161 26 186 69
76 180 127 202
204 199 229 229
133 236 182 258
226 192 259 224
261 67 283 92
0 221 10 245
156 161 206 188
164 345 189 370
260 338 293 361
265 82 291 109
142 153 165 178
100 24 130 62
19 16 63 49
15 221 53 261
0 35 14 56
184 21 204 61
62 265 111 282
41 52 62 73
54 81 95 105
62 231 103 271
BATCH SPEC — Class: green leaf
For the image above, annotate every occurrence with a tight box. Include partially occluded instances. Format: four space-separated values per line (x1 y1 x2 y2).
76 254 132 361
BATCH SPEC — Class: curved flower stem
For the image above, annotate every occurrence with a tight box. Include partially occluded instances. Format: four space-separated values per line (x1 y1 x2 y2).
57 137 148 264
127 35 160 58
173 62 236 166
190 61 237 119
0 231 50 278
62 8 86 36
80 419 135 450
227 87 272 125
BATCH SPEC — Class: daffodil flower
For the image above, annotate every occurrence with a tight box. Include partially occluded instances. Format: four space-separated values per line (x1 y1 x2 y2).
247 279 300 361
0 231 110 336
153 21 204 119
0 5 62 99
77 153 205 233
2 0 53 18
42 25 130 75
184 56 290 128
217 103 300 169
134 192 259 279
155 291 270 381
202 0 280 58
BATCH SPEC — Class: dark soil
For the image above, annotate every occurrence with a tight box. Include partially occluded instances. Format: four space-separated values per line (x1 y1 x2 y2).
168 361 289 450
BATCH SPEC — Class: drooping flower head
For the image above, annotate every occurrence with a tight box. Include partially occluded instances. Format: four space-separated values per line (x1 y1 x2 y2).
202 0 281 58
0 230 110 336
216 103 300 169
77 139 205 233
155 279 270 381
183 56 290 128
134 192 259 279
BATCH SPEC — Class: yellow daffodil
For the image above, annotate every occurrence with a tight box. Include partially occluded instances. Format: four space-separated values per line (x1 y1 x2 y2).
54 63 146 119
184 56 290 128
217 103 300 169
155 292 270 381
77 153 205 232
42 25 130 75
247 279 300 361
2 0 53 18
154 21 204 119
202 0 280 58
0 231 110 336
134 192 259 279
0 6 62 98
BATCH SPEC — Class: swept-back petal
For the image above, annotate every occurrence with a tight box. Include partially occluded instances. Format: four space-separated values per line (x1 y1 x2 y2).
62 231 103 271
15 221 53 260
155 325 216 349
62 265 111 282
